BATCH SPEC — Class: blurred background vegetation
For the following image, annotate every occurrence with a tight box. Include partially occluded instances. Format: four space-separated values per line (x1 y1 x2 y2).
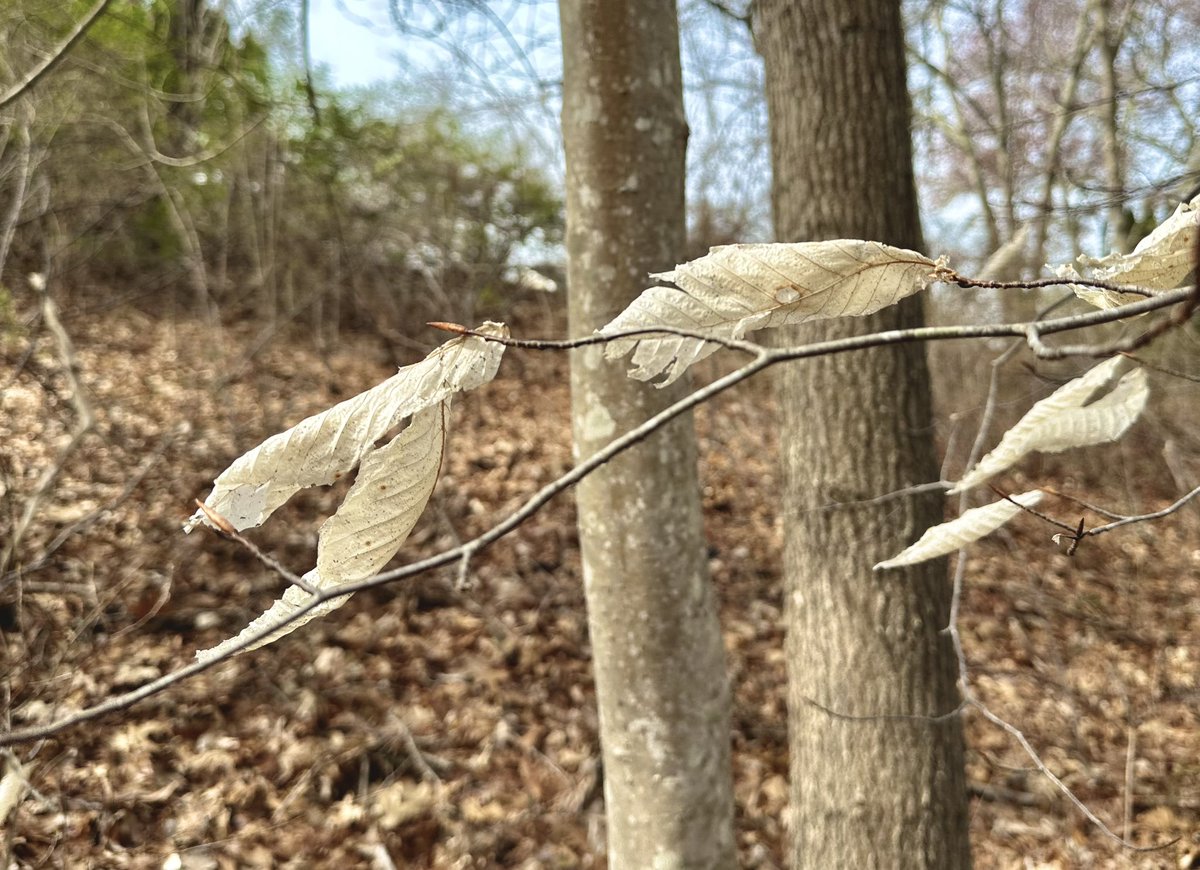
3 0 1198 351
0 0 565 345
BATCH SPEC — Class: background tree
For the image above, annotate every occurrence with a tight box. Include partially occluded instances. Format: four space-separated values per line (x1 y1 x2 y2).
907 0 1200 275
558 0 736 865
0 0 561 342
753 0 972 865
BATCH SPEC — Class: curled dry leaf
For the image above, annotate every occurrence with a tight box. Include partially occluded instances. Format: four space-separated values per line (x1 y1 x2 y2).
950 356 1148 494
195 405 448 662
874 490 1044 570
186 322 508 533
600 240 948 385
188 323 508 660
0 757 28 827
1055 194 1199 309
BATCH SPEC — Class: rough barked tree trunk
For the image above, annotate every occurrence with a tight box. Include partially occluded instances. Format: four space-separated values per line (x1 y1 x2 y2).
753 0 972 866
558 1 736 866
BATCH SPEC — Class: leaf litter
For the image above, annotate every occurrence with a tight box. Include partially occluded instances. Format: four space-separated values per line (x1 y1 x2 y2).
1 302 1198 867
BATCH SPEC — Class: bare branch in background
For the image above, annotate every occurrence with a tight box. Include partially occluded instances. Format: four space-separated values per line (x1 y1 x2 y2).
301 0 322 124
0 106 32 285
1029 1 1098 270
0 0 114 110
0 282 95 582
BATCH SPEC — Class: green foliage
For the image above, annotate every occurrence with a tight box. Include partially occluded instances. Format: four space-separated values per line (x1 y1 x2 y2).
0 0 562 333
0 284 16 338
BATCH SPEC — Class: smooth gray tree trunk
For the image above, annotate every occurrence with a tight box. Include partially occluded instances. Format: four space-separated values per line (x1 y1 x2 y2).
558 1 736 867
754 0 973 866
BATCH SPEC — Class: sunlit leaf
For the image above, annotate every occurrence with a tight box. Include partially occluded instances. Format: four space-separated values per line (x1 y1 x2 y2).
195 404 448 662
1056 194 1199 308
600 240 948 385
186 322 507 533
874 490 1044 570
950 357 1148 494
188 324 507 660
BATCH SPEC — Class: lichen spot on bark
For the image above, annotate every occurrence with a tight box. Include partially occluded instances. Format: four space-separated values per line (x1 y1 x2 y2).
581 400 616 440
579 344 605 372
578 184 601 211
652 851 685 870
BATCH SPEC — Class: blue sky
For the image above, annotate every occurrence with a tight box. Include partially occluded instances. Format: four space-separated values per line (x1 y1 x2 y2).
308 0 408 87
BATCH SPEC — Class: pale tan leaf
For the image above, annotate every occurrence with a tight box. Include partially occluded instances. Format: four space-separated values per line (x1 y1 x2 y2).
950 357 1148 494
195 404 447 662
600 240 947 384
316 403 445 583
186 322 507 533
0 757 28 827
874 490 1044 570
1058 194 1198 308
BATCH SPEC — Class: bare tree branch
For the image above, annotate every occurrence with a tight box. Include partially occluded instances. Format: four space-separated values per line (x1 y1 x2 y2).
0 0 115 110
972 699 1176 852
192 501 319 596
0 285 95 580
0 107 32 284
1085 484 1200 537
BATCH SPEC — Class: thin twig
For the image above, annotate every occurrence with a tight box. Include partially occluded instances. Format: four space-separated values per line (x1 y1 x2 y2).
1038 486 1131 520
802 695 969 725
989 485 1081 535
1084 484 1200 537
808 480 952 512
1025 306 1189 359
951 271 1157 298
387 713 443 783
1119 352 1200 384
944 321 1024 641
0 0 115 110
193 501 318 595
971 700 1177 852
0 290 94 579
1124 723 1137 842
429 321 764 356
968 781 1047 808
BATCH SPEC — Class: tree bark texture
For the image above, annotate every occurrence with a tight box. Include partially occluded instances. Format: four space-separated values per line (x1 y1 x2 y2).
754 0 972 866
558 2 736 867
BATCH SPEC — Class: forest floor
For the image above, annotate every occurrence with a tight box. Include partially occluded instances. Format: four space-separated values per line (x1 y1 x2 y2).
3 297 1200 869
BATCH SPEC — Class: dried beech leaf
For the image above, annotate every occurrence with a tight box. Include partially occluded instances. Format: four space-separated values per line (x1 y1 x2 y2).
195 404 447 662
186 322 507 533
1057 194 1199 308
874 490 1044 570
950 357 1148 494
316 403 445 583
0 758 27 827
600 240 947 385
